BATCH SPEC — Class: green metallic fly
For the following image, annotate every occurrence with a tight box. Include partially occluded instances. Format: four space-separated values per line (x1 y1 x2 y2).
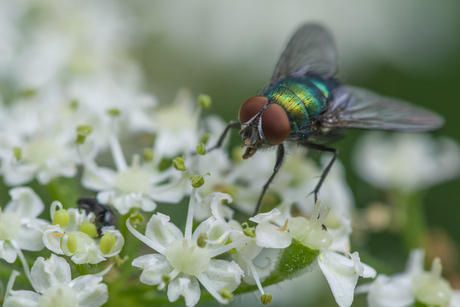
212 23 444 214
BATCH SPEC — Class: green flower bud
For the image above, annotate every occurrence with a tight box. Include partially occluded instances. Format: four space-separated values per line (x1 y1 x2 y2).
198 93 212 109
173 156 186 171
143 148 154 162
199 131 210 145
196 143 206 155
70 99 79 110
197 233 207 248
13 147 22 161
100 232 116 254
107 108 121 117
21 88 36 98
162 275 171 285
242 222 256 238
261 293 273 305
191 173 210 188
76 125 93 144
128 211 144 228
219 287 233 300
64 233 77 254
52 209 70 227
80 221 98 238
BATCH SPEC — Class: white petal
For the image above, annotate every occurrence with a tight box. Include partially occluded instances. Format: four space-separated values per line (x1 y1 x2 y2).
250 208 281 225
255 221 292 249
81 161 116 191
31 255 72 293
5 187 44 220
350 252 376 279
405 248 425 277
207 192 233 220
70 275 108 307
132 254 174 286
4 290 41 307
201 259 243 292
140 196 157 212
2 162 36 186
0 241 18 263
70 233 105 264
318 250 375 307
450 291 460 307
328 216 352 255
42 226 65 255
149 178 187 204
145 213 183 249
360 274 414 307
111 193 141 215
16 224 45 251
167 275 201 307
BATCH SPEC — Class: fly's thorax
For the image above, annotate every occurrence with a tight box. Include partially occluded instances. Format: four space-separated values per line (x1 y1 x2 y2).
238 96 290 159
263 76 332 134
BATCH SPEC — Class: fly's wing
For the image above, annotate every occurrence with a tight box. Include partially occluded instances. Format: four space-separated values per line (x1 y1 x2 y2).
270 23 338 85
323 86 444 131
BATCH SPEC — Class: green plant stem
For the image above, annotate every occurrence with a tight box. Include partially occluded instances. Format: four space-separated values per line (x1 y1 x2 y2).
393 191 427 253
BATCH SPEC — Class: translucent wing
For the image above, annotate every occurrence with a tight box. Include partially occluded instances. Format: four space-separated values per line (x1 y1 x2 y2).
323 86 444 131
270 24 338 85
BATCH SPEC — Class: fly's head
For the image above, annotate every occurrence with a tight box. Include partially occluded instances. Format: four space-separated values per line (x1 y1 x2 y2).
238 95 290 159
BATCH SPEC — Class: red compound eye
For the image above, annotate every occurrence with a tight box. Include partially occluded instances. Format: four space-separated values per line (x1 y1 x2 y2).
261 103 290 145
238 96 268 123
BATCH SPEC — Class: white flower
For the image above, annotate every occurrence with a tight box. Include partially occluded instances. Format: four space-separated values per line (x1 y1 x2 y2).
250 208 292 249
289 201 376 307
356 249 458 307
0 187 48 263
0 94 80 186
82 128 186 215
319 250 376 307
69 74 158 143
228 208 292 298
152 89 228 158
3 254 108 307
42 201 124 264
353 132 460 191
1 0 139 90
127 189 245 306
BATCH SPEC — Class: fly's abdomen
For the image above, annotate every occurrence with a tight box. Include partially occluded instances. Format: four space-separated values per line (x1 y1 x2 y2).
263 76 330 133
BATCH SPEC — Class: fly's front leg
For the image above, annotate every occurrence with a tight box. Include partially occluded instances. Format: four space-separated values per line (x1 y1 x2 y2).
207 121 240 153
305 143 338 203
254 143 285 215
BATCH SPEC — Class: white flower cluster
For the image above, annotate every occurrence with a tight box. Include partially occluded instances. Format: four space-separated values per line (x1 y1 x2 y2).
1 1 459 307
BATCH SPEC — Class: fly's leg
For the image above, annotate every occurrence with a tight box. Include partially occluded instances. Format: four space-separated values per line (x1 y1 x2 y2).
305 143 338 203
207 121 240 153
254 143 285 215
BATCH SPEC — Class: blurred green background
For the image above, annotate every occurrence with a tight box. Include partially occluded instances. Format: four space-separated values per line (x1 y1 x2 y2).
129 1 460 305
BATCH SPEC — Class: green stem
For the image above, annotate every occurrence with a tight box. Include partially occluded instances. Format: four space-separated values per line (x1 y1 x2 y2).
393 191 427 252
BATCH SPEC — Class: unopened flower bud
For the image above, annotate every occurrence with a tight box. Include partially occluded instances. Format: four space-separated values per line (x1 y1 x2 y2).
53 209 70 227
173 156 186 171
80 221 98 238
100 232 116 254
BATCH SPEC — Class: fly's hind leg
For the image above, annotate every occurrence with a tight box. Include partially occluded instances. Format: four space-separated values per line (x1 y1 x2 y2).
207 121 240 153
305 143 338 203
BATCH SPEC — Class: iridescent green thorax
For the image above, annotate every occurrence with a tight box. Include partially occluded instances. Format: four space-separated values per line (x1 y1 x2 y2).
263 75 332 135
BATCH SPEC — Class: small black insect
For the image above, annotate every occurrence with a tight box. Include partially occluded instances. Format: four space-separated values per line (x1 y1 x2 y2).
77 197 117 236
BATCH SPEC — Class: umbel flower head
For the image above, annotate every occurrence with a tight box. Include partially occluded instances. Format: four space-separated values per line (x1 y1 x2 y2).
0 187 48 263
3 254 108 307
43 201 124 264
127 188 245 306
357 249 460 307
